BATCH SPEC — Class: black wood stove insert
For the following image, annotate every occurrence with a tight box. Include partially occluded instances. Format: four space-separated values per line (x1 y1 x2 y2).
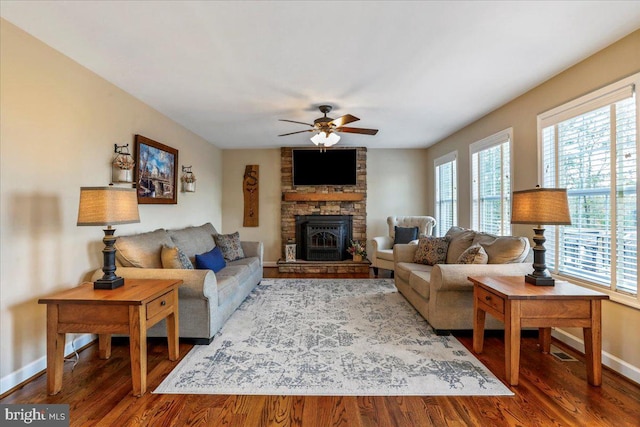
295 215 353 261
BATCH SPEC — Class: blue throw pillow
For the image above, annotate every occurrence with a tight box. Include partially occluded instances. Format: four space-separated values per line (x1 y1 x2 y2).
394 226 419 245
195 247 226 273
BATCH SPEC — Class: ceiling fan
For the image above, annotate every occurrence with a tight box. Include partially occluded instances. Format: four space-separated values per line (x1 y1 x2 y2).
279 105 378 150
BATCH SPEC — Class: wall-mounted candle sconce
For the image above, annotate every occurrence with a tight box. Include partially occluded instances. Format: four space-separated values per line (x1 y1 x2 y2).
181 165 196 193
111 144 135 184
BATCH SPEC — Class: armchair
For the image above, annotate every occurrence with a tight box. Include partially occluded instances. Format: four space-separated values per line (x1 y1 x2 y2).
371 216 436 277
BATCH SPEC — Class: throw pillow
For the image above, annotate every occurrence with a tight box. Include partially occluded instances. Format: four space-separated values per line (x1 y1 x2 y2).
456 245 489 264
168 223 217 259
413 236 450 266
213 231 245 261
161 245 194 269
472 233 530 264
114 229 173 268
394 226 419 245
444 226 476 263
195 246 226 273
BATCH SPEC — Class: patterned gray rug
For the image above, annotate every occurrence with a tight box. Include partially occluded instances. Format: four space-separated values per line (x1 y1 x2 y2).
154 278 512 396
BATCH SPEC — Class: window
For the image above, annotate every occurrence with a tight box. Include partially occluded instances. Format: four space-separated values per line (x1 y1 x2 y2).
539 73 638 301
434 152 457 236
470 129 512 235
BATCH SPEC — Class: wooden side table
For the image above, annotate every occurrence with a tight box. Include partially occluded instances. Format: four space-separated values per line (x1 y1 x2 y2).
38 278 182 396
468 276 609 386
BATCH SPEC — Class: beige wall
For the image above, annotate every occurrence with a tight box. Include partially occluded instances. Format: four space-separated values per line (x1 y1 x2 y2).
0 20 223 391
221 149 282 263
366 149 430 254
221 148 431 263
424 30 640 380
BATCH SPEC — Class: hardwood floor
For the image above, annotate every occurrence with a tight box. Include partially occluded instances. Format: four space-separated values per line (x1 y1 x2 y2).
2 268 639 426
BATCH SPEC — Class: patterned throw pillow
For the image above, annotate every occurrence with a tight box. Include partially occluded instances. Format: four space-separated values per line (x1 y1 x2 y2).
413 237 450 266
456 244 489 265
161 245 194 269
213 231 245 261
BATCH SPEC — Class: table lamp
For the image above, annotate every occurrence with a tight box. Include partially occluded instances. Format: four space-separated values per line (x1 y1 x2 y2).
77 186 140 289
511 186 571 286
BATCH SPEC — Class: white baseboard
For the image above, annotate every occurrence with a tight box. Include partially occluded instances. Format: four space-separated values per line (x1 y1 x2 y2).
552 328 640 384
0 333 95 395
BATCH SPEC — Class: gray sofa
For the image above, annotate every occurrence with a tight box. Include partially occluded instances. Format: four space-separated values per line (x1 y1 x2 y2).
91 223 263 344
394 226 532 334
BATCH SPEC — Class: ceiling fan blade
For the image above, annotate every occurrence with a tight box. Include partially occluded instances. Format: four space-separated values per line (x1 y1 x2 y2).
279 119 314 127
336 126 379 135
278 129 315 137
329 114 360 128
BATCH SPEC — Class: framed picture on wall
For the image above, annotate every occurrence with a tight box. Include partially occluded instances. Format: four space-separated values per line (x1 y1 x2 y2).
134 135 178 204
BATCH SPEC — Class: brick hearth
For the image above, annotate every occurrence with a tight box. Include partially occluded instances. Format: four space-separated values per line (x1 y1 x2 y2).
280 147 367 273
276 259 371 274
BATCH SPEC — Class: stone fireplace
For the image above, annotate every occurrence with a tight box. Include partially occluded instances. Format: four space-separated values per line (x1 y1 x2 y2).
279 147 367 273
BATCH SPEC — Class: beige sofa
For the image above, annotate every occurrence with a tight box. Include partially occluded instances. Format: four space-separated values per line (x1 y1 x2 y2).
372 216 436 276
91 223 263 344
393 226 532 334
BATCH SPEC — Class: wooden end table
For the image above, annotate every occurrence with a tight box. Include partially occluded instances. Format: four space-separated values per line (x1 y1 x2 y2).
38 278 182 396
468 276 609 386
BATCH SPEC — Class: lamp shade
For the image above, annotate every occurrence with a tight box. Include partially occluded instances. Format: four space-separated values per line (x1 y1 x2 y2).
511 187 571 225
310 131 341 146
77 187 140 226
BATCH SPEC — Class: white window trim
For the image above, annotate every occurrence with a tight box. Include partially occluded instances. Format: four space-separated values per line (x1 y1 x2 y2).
564 277 640 310
434 151 457 168
469 128 513 153
537 72 638 179
538 76 636 129
434 151 458 236
469 128 514 234
536 72 640 308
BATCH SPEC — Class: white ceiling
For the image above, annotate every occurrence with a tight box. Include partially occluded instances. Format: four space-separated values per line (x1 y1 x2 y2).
2 1 640 149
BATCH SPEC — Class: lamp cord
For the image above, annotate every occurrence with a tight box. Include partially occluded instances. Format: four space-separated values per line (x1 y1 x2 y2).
63 335 80 371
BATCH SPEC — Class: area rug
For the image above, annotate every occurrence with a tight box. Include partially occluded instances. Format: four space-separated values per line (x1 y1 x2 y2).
154 278 512 396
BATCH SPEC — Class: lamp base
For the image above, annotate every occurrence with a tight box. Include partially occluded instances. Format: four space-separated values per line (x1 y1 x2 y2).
94 276 125 290
524 274 555 286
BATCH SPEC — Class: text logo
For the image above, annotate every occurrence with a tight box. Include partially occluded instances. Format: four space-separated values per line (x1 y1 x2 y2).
1 405 69 426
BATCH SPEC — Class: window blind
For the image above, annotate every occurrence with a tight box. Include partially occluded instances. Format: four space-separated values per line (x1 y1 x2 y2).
470 129 512 235
435 152 457 236
541 74 638 298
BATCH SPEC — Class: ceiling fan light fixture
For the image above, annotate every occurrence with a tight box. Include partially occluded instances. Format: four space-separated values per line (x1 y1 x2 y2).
281 105 377 145
310 131 340 147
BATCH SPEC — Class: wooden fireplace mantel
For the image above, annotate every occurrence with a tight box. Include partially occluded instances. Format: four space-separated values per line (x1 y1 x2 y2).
282 193 365 202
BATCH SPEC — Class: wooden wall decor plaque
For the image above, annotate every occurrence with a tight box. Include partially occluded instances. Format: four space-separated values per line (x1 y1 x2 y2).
243 165 259 227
